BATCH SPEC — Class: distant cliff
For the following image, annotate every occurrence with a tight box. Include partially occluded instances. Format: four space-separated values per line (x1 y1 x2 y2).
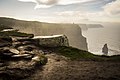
79 24 104 31
0 17 88 51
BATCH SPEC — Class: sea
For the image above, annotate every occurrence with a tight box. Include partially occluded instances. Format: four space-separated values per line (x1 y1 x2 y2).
82 23 120 56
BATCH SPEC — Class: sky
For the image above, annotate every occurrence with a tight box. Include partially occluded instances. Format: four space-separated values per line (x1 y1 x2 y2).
0 0 120 23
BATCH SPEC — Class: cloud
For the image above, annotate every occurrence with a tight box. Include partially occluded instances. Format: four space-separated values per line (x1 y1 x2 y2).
55 11 106 21
56 11 87 19
54 10 110 23
54 0 120 22
18 0 94 9
103 0 120 15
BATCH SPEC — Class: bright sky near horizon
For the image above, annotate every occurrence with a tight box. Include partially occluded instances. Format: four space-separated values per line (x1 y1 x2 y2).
0 0 120 23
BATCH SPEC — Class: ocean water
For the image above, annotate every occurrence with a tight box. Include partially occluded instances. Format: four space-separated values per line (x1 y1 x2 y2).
82 23 120 56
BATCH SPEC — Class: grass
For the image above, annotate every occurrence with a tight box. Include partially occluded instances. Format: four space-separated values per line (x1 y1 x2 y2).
38 55 48 65
54 46 120 61
0 24 34 38
0 31 34 38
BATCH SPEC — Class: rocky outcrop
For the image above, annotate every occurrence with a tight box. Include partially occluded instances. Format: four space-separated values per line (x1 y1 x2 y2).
0 36 48 80
33 34 69 47
0 17 88 51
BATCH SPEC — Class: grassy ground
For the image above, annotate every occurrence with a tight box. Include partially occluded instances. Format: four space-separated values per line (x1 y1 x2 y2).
54 46 120 61
0 24 33 38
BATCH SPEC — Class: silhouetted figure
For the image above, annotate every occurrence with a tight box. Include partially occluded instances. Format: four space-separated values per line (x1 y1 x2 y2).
102 44 108 55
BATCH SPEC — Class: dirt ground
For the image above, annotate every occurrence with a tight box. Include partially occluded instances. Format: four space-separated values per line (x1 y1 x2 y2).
26 53 120 80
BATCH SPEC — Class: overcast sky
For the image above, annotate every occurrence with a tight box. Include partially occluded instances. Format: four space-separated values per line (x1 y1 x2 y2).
0 0 120 23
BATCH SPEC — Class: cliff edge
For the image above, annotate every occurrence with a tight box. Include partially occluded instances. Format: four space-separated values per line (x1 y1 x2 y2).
0 17 88 51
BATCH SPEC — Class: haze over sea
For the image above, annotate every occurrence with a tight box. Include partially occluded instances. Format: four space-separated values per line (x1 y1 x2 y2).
82 23 120 56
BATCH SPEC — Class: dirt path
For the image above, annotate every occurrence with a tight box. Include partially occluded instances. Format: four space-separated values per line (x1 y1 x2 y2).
26 53 67 80
27 54 120 80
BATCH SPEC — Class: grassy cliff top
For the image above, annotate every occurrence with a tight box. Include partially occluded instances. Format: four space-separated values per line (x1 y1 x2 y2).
53 46 120 61
0 24 33 38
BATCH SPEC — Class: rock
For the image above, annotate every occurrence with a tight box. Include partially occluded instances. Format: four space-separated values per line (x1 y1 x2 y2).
20 51 35 56
24 55 34 59
39 50 45 54
18 45 36 51
12 42 22 48
32 55 48 65
11 37 18 42
0 53 14 60
2 53 13 56
0 43 11 47
17 46 25 51
0 48 10 53
2 29 18 32
22 41 33 45
9 48 20 54
0 48 18 59
31 49 44 55
0 37 12 47
33 34 69 47
0 63 4 67
43 50 52 54
0 37 12 42
32 56 39 61
24 46 35 51
102 44 108 55
12 54 33 59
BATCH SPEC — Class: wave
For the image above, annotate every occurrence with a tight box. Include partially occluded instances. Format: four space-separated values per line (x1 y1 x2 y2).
91 49 120 56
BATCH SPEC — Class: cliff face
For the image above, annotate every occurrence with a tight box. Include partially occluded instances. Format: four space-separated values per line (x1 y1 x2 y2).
0 17 88 51
79 24 104 31
33 35 69 47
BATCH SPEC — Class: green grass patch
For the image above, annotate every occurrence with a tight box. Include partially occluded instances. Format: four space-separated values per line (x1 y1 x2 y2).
0 24 34 38
39 55 48 65
54 46 120 61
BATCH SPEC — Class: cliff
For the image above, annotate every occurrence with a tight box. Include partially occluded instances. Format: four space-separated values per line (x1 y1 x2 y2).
33 34 69 47
0 26 120 80
79 23 104 31
0 17 88 51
